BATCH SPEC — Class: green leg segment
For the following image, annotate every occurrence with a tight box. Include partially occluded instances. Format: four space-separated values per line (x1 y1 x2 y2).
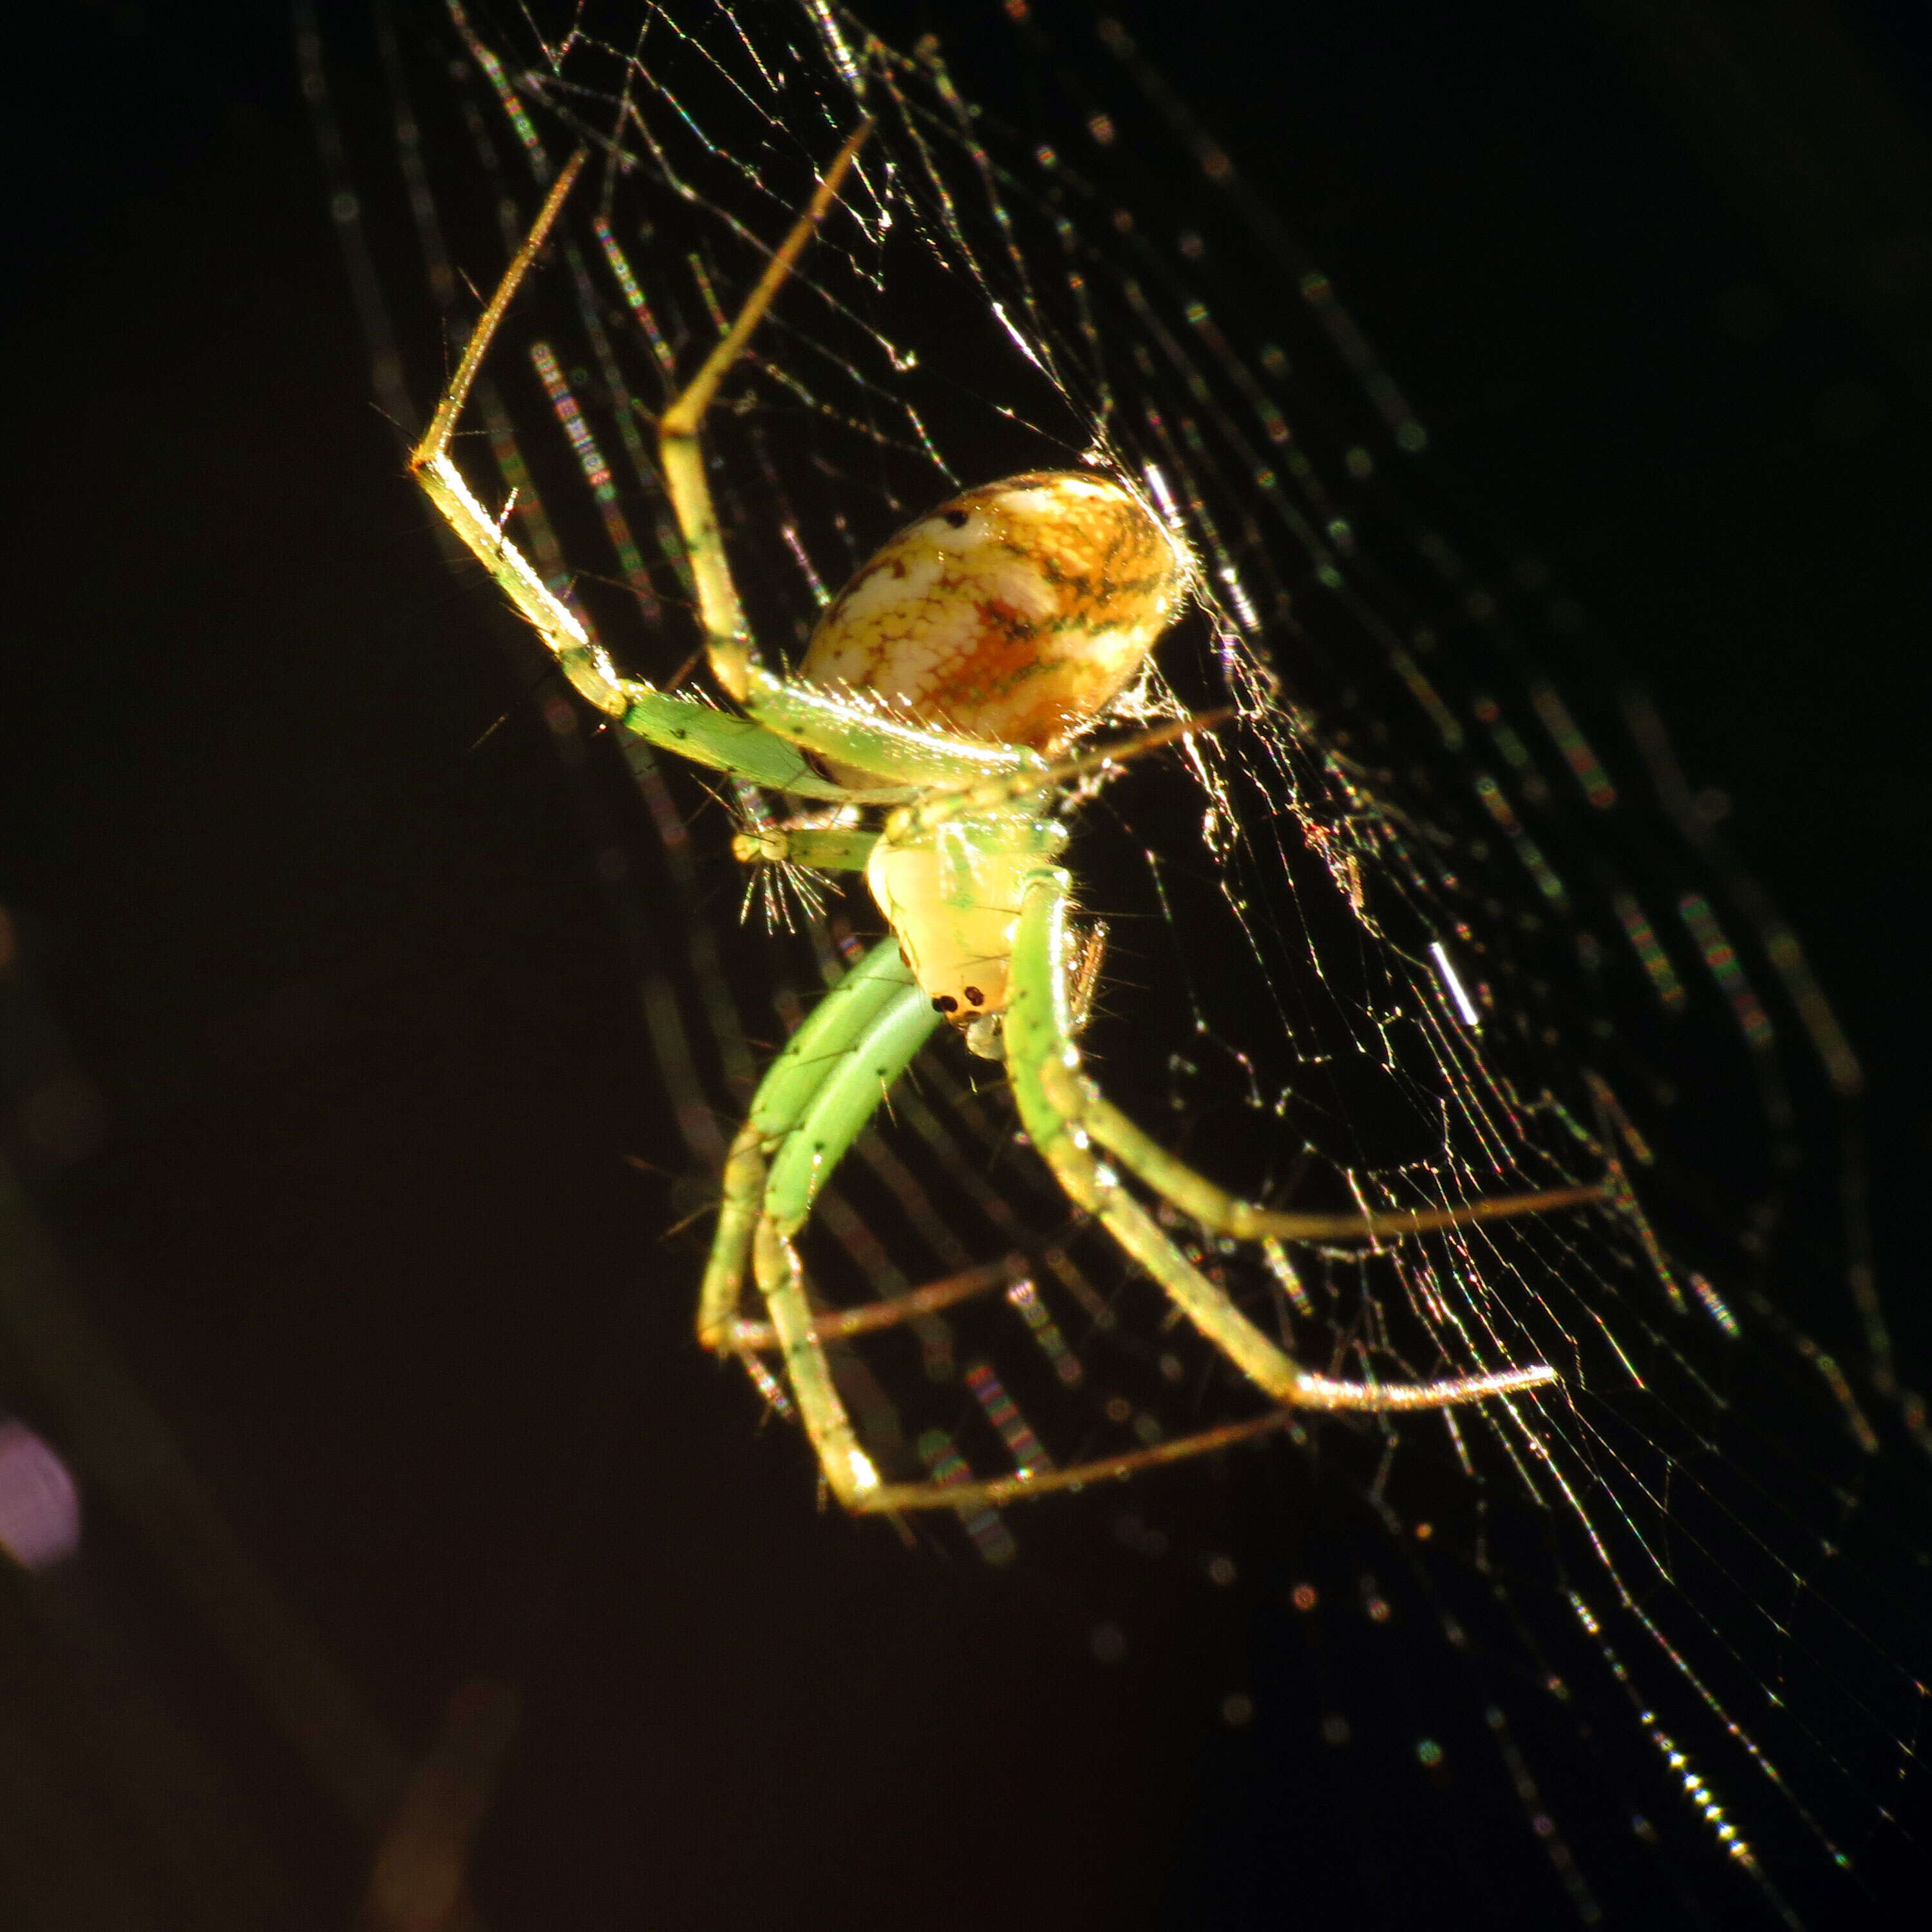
697 937 942 1506
1004 873 1560 1415
740 667 1047 791
1003 869 1311 1403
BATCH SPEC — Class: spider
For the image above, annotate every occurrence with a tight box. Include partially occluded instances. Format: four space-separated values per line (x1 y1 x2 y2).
410 127 1605 1515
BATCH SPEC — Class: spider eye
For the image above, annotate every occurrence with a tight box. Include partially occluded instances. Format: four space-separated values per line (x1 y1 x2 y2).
940 509 969 528
933 994 960 1014
963 986 984 1006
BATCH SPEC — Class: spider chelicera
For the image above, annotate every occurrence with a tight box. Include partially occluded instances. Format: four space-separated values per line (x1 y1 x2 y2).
410 126 1604 1515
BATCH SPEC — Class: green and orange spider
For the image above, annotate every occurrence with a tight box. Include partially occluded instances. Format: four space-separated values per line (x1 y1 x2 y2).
410 126 1602 1515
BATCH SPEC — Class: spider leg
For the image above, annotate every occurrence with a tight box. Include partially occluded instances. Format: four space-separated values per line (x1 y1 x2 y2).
700 934 1296 1515
882 710 1229 838
413 126 1048 797
741 1084 1320 1511
1081 1089 1606 1242
696 938 949 1508
705 928 1471 1512
410 150 618 714
726 1257 1028 1352
1004 867 1563 1414
645 126 1072 790
730 822 877 873
407 150 890 800
895 711 1608 1239
697 938 935 1352
656 123 872 708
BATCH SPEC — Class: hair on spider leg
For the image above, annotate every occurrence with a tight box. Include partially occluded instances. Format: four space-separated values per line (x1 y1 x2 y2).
1045 706 1241 791
741 852 831 936
1067 919 1109 1037
728 788 875 934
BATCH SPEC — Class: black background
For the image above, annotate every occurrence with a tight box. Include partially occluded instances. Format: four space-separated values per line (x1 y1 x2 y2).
3 1 1929 1926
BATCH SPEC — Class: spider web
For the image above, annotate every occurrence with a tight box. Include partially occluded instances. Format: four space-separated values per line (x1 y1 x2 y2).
308 1 1930 1922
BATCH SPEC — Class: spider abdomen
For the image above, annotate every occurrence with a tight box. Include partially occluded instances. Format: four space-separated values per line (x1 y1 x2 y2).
800 471 1192 771
866 808 1068 1047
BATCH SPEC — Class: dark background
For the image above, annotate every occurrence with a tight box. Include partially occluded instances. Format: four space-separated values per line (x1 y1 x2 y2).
3 1 1929 1927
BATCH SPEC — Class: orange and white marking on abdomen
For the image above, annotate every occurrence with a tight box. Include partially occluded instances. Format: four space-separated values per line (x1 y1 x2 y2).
799 470 1193 770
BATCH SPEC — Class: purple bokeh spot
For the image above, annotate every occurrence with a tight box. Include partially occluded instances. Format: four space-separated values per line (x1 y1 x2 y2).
0 1421 81 1571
